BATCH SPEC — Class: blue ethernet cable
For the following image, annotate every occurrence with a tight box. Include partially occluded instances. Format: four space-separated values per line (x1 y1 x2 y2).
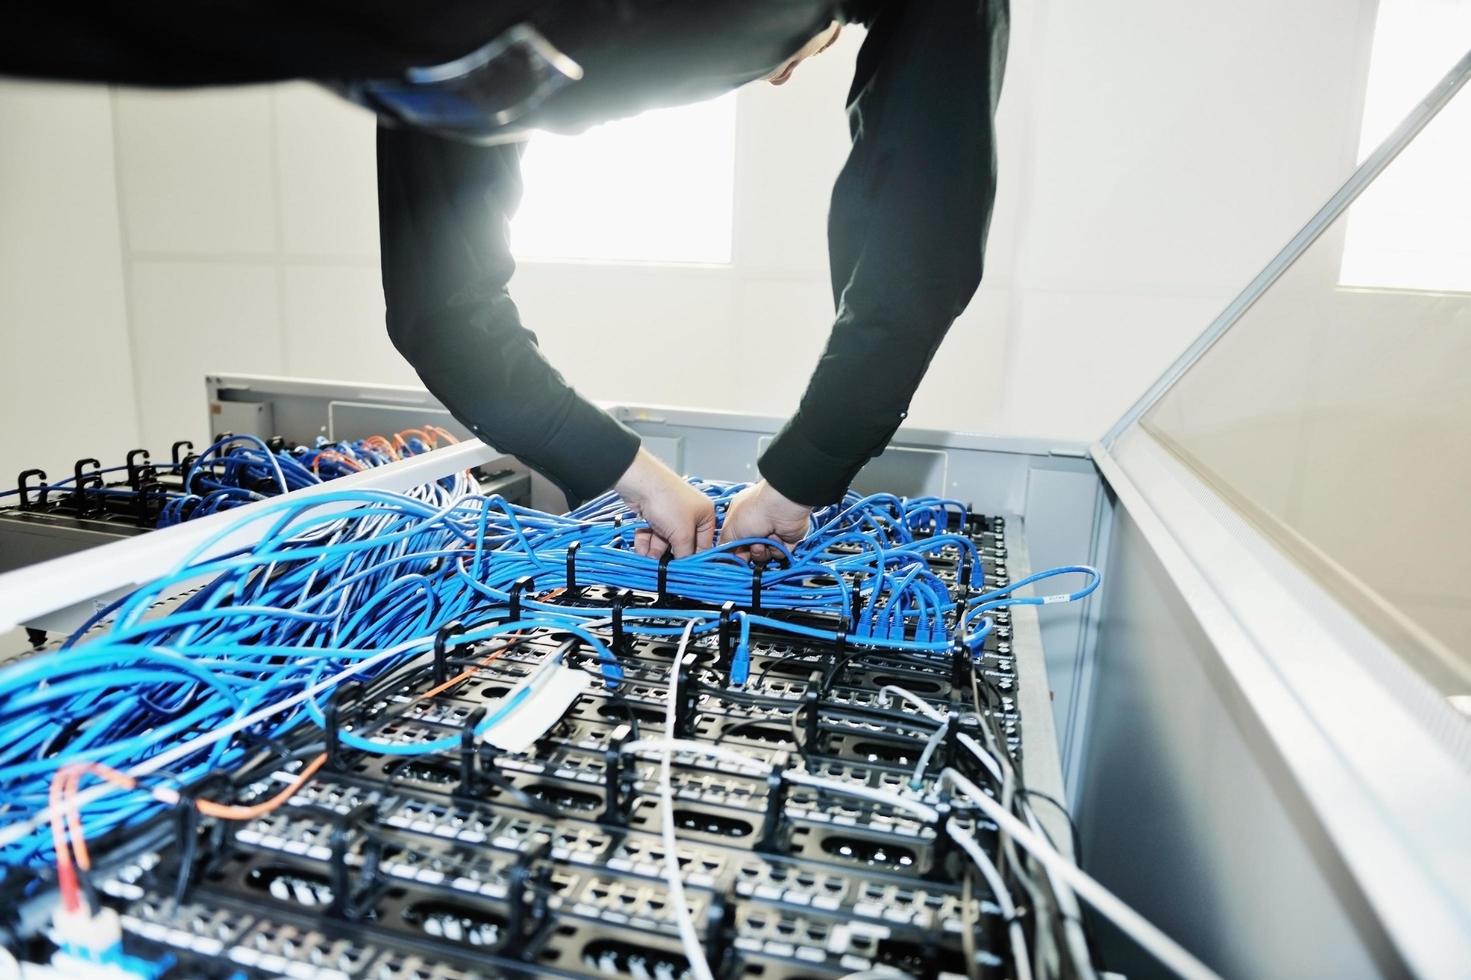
0 475 1096 868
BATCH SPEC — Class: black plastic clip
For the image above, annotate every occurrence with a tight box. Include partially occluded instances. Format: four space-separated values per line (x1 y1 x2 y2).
850 583 865 623
170 786 203 904
433 620 466 686
756 758 791 853
803 669 824 751
717 601 736 672
502 841 553 955
959 555 974 592
456 706 488 797
673 658 699 738
135 480 166 525
170 440 194 468
750 562 764 612
328 801 377 919
610 589 628 652
835 615 850 661
16 469 47 511
950 638 971 698
941 709 964 772
657 550 675 605
266 435 287 454
70 458 102 516
168 771 234 904
601 747 627 826
508 575 535 621
179 452 200 491
125 449 151 490
967 507 988 536
705 892 739 974
325 679 364 771
565 540 580 595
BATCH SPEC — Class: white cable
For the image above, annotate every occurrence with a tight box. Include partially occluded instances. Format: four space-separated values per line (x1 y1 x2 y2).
956 731 1005 786
912 718 959 788
946 818 1033 980
940 768 1221 980
909 720 950 788
961 696 1093 980
1018 797 1096 980
776 768 1022 978
0 636 430 851
620 739 768 773
776 769 1031 980
782 771 937 823
657 619 716 980
877 684 947 723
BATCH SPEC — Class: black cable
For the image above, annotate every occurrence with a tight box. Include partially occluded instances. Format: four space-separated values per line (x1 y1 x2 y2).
788 709 808 763
819 652 859 693
612 690 641 742
1019 790 1082 869
1018 790 1105 974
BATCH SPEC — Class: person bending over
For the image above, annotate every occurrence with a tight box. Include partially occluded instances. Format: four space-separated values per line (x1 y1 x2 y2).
4 0 1007 558
379 0 1007 558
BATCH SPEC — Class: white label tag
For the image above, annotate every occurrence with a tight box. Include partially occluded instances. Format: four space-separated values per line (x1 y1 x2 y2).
480 666 590 753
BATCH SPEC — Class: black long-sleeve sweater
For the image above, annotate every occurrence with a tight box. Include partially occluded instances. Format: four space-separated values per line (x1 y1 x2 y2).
378 0 1008 506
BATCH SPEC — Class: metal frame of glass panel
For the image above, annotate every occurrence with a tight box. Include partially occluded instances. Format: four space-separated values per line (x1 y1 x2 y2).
1084 47 1471 977
1104 48 1471 447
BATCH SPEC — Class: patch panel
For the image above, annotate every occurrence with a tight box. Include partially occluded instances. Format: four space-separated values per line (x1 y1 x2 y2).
1 483 1108 980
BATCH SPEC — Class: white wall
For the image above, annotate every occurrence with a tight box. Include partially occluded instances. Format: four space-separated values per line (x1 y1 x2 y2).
2 0 1384 463
0 83 137 479
108 84 404 452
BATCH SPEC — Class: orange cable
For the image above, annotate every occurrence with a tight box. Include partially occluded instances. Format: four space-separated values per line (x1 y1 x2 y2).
193 753 328 821
48 766 80 911
52 626 534 875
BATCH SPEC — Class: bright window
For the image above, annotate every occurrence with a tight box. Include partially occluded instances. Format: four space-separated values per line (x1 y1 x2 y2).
511 94 737 264
1338 0 1471 292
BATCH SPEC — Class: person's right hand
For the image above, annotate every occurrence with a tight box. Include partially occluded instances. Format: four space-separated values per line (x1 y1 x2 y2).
614 448 716 558
719 480 813 564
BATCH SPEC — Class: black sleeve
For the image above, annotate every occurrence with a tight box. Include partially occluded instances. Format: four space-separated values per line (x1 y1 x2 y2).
377 124 640 506
759 0 1010 506
4 0 515 86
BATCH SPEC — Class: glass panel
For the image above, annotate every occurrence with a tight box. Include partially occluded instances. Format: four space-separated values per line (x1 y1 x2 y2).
1143 63 1471 697
1339 0 1471 292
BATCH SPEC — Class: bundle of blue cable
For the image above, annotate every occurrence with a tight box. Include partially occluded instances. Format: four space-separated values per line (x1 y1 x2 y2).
154 430 451 526
0 473 1098 869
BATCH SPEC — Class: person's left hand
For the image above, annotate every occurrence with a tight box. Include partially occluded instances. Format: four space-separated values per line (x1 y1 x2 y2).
765 21 842 86
719 480 813 563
